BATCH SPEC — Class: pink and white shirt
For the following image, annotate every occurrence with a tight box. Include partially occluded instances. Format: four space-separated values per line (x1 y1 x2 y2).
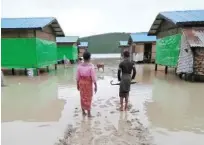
76 63 97 83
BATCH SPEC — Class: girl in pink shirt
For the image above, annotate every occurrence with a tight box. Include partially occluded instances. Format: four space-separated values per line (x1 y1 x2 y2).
76 52 97 117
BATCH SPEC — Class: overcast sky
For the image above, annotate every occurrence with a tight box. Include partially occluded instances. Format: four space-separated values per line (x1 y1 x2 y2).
2 0 204 37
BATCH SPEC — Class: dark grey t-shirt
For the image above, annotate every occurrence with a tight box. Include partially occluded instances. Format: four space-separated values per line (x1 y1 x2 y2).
119 59 135 74
118 59 136 81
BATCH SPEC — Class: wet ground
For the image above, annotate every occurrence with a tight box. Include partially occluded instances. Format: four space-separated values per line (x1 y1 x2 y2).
1 57 204 145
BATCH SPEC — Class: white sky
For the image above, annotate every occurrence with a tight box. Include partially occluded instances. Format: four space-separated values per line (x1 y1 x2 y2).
1 0 204 37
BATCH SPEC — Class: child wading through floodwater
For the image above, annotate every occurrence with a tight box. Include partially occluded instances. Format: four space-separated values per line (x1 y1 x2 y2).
117 51 136 111
76 52 97 117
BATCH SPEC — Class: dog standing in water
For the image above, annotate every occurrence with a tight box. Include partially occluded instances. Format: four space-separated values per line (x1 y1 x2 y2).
96 63 104 72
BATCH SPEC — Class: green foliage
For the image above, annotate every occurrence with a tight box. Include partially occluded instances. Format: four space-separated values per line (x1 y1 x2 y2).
80 33 129 54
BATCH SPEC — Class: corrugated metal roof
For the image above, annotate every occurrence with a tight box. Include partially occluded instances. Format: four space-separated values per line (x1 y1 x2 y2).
183 27 204 47
56 36 79 43
119 41 129 46
1 17 54 28
1 17 65 36
148 10 204 36
78 42 88 47
161 10 204 24
130 32 156 43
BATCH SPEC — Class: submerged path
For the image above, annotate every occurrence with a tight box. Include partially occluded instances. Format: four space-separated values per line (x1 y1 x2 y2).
55 82 154 145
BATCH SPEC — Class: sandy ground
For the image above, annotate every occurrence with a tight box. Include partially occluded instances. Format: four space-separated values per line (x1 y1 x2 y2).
2 58 204 145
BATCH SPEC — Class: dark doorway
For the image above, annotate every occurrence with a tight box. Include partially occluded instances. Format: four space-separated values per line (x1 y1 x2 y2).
144 43 152 63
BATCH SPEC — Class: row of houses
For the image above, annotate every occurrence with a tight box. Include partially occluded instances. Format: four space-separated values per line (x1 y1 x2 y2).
119 10 204 82
1 17 88 75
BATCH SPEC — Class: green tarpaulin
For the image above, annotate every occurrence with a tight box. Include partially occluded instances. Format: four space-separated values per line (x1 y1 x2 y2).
57 45 78 61
156 34 181 67
1 38 57 69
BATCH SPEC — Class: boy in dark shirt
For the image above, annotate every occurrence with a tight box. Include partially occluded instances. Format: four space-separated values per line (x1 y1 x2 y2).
117 51 136 111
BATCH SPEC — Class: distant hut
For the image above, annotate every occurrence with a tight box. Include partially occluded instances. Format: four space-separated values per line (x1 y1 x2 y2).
56 36 79 64
78 42 88 58
148 10 204 81
1 17 64 75
119 41 130 57
128 32 156 63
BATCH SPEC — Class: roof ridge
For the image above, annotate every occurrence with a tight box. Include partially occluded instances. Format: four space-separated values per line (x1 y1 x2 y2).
1 17 55 19
2 17 64 37
64 36 79 37
131 32 148 34
161 9 204 13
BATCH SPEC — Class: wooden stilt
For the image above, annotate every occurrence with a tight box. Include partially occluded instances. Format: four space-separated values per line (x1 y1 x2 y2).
155 64 158 71
55 64 57 70
179 73 182 79
36 68 39 76
165 66 168 74
175 67 177 74
24 68 27 76
46 66 49 72
12 68 15 75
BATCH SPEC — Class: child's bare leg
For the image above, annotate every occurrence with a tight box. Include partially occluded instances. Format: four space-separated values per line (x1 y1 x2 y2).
82 109 86 116
88 110 93 117
120 97 124 111
124 95 129 111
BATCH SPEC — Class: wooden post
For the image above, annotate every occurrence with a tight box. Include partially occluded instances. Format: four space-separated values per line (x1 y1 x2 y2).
12 68 15 75
130 45 133 61
55 64 57 70
36 68 40 76
165 66 168 74
175 67 177 74
64 61 66 68
178 73 182 79
155 64 158 71
46 66 49 72
24 68 27 76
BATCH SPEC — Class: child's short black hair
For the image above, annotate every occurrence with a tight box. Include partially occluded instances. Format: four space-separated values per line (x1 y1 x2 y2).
123 51 130 58
83 51 91 61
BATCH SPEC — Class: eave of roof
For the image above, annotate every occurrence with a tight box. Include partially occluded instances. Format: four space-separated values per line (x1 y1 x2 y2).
119 41 129 47
1 17 65 37
130 32 156 43
56 36 79 43
148 10 204 36
78 42 88 47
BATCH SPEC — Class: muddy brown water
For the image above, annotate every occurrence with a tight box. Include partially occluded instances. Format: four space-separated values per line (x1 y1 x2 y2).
1 58 204 145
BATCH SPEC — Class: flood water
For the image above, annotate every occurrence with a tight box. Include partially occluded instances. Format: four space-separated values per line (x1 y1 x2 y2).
1 56 204 145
